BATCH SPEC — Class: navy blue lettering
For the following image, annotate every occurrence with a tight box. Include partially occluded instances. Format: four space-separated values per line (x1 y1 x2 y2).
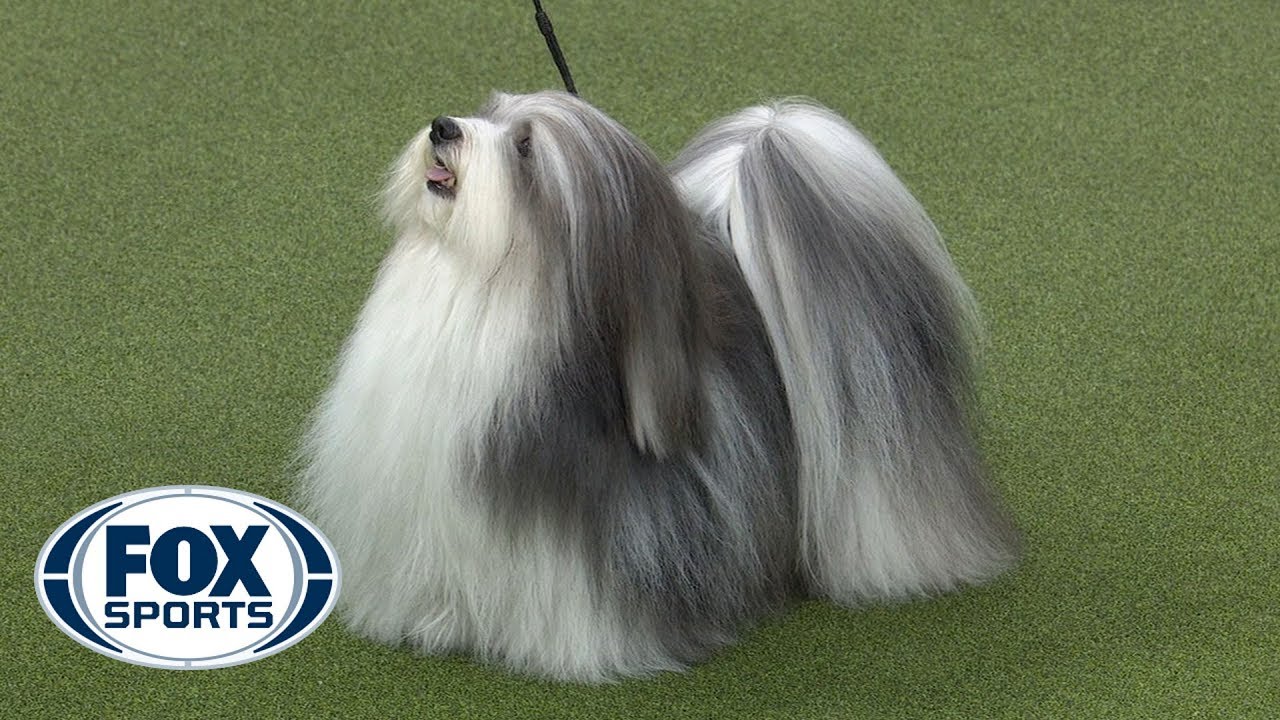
132 601 160 628
151 527 217 595
103 601 130 628
247 601 274 628
209 525 269 597
105 526 150 596
193 601 220 628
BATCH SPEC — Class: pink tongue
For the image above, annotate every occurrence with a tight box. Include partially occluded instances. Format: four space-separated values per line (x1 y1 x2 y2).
426 166 454 183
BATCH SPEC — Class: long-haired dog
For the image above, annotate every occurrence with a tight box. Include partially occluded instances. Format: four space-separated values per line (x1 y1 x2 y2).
300 91 1019 681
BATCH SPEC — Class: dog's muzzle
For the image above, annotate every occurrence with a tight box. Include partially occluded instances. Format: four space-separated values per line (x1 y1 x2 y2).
429 116 462 145
426 116 459 197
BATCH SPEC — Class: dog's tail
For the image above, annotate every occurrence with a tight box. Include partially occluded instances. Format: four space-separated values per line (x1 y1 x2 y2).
672 100 1019 604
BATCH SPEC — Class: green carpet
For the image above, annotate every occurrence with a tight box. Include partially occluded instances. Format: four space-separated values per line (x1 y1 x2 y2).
4 1 1276 717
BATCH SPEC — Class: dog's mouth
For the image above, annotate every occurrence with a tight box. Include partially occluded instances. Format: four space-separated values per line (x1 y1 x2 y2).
426 154 456 198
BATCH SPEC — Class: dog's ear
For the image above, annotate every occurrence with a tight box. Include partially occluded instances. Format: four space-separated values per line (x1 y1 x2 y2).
531 100 708 457
615 221 707 458
571 166 707 459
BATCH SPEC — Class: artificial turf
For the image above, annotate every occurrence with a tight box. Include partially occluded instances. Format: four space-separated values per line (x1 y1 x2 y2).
3 1 1276 717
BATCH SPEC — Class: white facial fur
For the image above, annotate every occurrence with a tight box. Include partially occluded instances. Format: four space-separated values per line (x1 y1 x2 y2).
382 115 527 274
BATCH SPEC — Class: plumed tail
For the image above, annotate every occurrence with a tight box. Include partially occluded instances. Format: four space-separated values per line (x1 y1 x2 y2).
673 101 1019 603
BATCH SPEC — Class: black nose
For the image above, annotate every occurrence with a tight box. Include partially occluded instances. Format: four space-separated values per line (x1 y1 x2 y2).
429 116 462 144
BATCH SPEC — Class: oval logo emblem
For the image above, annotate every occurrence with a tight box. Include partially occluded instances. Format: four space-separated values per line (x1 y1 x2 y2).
34 485 340 669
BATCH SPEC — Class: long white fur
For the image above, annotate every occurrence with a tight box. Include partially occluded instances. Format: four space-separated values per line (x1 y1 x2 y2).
301 121 677 680
675 101 1016 603
300 92 1018 682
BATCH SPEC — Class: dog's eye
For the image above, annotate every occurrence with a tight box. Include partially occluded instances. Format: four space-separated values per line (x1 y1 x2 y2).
516 136 532 158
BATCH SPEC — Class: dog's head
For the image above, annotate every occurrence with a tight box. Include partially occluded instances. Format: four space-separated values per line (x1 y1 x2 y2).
385 91 689 260
383 91 707 456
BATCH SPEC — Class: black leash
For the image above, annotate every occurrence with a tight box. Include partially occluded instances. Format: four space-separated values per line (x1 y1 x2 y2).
532 1 577 95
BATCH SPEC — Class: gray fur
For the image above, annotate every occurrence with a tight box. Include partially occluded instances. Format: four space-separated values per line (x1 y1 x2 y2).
479 93 797 662
300 91 1018 681
673 100 1020 602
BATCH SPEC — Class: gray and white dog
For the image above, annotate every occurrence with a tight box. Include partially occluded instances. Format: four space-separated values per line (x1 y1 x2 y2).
300 91 1018 681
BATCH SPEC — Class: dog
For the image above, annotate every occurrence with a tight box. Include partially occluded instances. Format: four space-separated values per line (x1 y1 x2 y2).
299 91 1019 681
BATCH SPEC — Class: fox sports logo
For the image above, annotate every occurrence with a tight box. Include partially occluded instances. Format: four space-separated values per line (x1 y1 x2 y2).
35 486 340 669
